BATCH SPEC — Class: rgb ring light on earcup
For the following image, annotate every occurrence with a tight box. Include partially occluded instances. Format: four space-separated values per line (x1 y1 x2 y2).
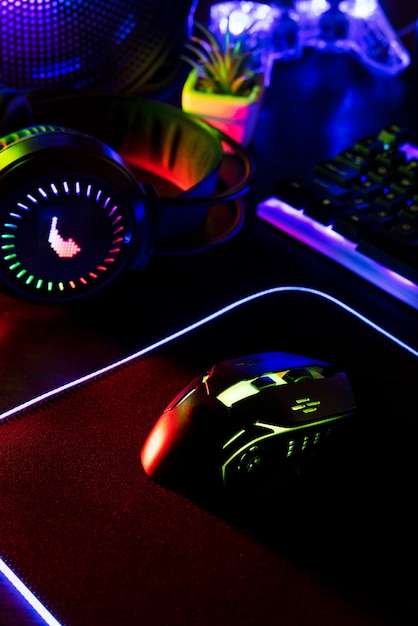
0 92 253 303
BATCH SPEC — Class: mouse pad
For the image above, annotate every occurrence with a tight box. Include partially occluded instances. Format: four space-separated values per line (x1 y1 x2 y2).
0 289 417 626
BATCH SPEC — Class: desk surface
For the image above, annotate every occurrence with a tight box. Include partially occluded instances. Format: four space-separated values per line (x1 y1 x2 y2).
0 39 417 626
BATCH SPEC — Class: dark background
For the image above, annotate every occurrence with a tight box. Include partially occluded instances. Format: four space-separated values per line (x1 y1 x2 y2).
0 1 417 624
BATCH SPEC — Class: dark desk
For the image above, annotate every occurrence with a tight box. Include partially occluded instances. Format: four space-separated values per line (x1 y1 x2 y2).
0 49 417 626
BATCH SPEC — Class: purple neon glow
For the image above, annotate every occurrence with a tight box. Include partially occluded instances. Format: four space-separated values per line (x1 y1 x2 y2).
399 143 418 160
256 197 418 310
0 558 62 626
0 0 145 91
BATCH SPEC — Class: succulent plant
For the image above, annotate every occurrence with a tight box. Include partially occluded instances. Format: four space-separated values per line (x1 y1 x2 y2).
182 21 259 97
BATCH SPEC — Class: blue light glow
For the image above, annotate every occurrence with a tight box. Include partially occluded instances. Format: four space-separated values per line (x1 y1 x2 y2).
210 0 410 75
0 557 63 626
211 1 277 33
31 58 82 81
0 0 147 90
400 143 418 160
0 287 416 426
340 0 377 19
113 13 137 43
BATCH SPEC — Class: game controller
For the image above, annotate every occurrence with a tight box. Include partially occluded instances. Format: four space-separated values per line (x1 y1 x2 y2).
210 1 411 76
141 351 356 496
291 0 411 75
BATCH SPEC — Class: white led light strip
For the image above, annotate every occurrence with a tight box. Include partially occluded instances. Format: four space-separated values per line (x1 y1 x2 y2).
0 558 62 626
0 286 417 625
0 286 417 423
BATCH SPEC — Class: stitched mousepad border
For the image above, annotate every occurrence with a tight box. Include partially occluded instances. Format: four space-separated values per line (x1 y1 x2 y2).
0 289 417 626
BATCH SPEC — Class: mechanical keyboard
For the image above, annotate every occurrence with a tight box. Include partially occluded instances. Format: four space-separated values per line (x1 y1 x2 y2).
256 124 418 310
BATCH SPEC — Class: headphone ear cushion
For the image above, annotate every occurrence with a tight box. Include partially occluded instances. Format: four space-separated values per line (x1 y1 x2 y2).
0 125 59 150
0 87 34 136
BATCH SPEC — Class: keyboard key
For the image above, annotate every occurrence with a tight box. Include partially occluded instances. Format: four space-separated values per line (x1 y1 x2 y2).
392 221 417 238
377 124 408 146
332 212 372 242
312 176 350 198
314 159 360 187
374 146 406 168
399 201 418 224
354 135 383 157
304 196 342 225
357 229 418 284
374 188 405 210
390 175 418 196
369 208 397 226
271 177 313 210
353 176 383 199
344 194 372 212
367 163 395 185
336 149 370 172
398 159 418 181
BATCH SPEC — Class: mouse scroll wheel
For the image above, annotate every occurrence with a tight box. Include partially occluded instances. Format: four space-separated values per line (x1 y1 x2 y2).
251 375 277 390
283 367 313 383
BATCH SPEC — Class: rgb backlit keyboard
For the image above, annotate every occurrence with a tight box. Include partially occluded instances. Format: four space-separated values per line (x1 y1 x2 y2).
256 124 418 310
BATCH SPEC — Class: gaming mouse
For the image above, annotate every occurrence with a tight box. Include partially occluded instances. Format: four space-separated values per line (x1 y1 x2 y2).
140 352 356 495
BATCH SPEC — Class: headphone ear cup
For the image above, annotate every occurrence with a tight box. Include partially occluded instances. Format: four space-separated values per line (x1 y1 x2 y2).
0 125 148 302
0 125 58 151
0 87 34 136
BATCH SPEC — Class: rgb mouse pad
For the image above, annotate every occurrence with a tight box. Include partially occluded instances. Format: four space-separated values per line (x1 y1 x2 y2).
0 289 417 626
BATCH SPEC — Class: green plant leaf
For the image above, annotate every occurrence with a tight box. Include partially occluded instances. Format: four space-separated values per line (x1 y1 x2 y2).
182 20 261 96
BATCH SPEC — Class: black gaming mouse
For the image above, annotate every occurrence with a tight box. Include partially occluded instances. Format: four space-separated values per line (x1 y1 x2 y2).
141 352 356 495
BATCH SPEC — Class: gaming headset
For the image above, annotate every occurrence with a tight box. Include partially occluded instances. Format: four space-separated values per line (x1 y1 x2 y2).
0 88 254 303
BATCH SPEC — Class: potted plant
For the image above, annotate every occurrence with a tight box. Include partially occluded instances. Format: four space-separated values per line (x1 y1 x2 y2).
181 21 265 149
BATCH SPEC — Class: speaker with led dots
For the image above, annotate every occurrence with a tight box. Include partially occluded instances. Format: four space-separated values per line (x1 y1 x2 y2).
0 0 197 93
0 90 253 303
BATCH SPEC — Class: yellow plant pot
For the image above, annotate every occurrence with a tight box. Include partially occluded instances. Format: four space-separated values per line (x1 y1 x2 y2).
181 69 265 148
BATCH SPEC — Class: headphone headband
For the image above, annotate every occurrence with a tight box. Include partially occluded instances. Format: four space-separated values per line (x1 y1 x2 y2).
29 93 254 206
